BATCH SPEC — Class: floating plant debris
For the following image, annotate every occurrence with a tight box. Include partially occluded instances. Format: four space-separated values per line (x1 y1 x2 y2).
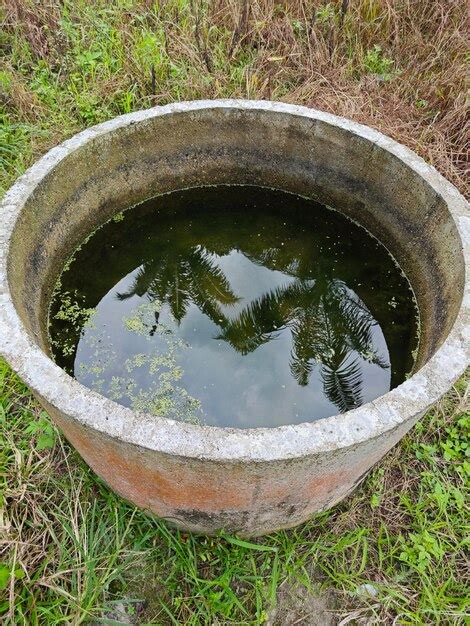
48 185 419 428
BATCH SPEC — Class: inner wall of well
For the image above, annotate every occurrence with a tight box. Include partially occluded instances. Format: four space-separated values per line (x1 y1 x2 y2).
7 108 465 371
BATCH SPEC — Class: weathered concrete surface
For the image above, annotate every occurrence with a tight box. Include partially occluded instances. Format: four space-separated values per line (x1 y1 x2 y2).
0 101 468 535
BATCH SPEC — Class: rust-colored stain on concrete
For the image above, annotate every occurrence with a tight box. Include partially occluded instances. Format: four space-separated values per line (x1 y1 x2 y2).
52 411 378 525
54 413 253 511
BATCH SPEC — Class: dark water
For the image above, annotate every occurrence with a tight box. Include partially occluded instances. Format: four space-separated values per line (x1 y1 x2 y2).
48 186 419 428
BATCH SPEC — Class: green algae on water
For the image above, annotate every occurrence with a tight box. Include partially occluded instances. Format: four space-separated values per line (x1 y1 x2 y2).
48 185 420 428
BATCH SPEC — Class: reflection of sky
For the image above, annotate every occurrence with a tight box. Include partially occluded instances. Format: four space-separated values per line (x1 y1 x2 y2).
75 250 391 428
215 251 296 318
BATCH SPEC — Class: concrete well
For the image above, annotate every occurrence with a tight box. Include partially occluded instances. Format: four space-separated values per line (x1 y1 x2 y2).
0 101 468 535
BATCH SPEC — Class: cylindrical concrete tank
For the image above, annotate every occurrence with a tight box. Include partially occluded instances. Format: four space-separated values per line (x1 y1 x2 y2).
0 101 468 535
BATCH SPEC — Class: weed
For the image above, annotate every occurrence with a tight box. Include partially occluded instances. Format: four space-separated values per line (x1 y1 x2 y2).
363 44 397 81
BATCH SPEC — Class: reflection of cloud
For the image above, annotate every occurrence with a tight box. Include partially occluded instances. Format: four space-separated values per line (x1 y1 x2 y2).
216 250 296 319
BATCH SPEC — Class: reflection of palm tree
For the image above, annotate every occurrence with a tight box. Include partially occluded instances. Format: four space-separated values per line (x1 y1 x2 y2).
51 187 410 416
217 278 389 413
116 245 240 328
116 237 389 413
108 206 389 414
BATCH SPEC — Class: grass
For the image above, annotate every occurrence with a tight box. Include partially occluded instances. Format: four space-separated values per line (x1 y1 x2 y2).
0 0 469 623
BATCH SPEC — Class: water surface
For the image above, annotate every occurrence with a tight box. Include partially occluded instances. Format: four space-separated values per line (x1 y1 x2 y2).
49 186 419 428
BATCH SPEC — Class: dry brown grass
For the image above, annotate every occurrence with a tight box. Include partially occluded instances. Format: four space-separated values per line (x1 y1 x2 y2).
2 0 469 195
205 0 469 196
